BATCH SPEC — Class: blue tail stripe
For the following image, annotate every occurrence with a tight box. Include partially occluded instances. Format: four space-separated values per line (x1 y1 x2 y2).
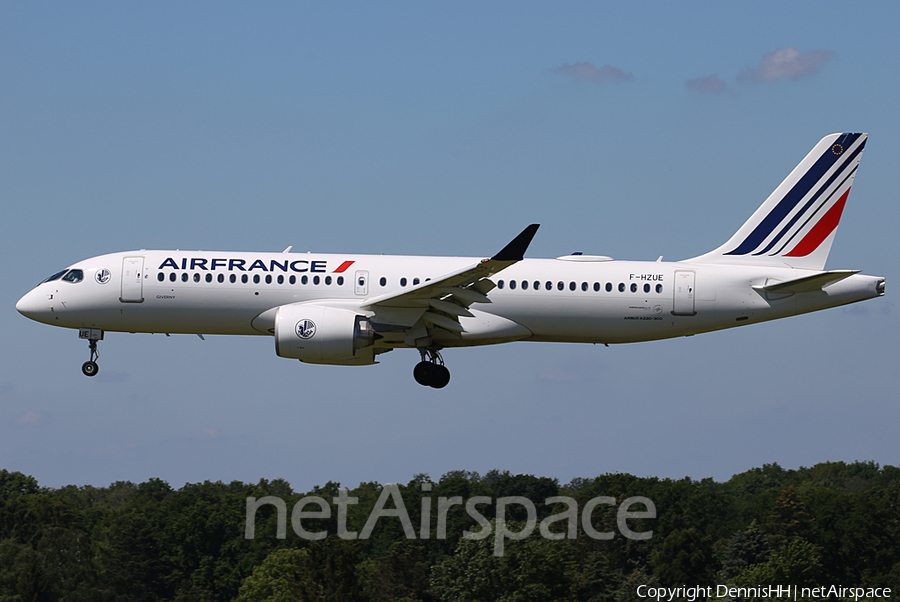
751 139 865 256
725 133 861 256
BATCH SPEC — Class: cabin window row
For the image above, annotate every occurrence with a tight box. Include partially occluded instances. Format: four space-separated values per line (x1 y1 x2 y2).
156 272 345 286
380 277 424 287
497 280 664 294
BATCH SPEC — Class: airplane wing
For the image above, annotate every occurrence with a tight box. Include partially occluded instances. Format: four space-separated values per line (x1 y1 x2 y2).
360 224 539 333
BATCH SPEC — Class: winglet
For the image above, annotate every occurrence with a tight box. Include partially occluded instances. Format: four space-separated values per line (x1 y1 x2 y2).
492 224 540 262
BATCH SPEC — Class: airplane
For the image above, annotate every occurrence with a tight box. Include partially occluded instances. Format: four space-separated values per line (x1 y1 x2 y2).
16 133 885 388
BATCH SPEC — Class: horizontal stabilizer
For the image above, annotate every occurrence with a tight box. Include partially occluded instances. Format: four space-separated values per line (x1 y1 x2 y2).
753 270 860 294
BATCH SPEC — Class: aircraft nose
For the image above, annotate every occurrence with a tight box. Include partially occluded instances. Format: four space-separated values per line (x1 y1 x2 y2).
16 288 49 321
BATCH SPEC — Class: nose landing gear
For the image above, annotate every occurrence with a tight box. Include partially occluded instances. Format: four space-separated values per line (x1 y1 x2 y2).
78 328 104 377
413 349 450 389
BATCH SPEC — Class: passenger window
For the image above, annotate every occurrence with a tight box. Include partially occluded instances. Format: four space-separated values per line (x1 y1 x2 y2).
266 275 272 284
582 282 588 291
630 283 637 293
569 282 576 291
181 273 189 283
498 280 505 289
644 283 650 293
325 276 332 285
218 274 225 283
337 276 344 285
205 274 212 283
313 276 320 285
510 280 517 290
379 277 387 287
656 284 663 293
606 282 612 292
413 278 420 285
302 275 308 285
557 281 564 291
230 274 236 283
289 275 296 284
522 280 528 290
533 281 540 290
593 282 600 292
241 274 248 284
157 273 165 282
194 273 201 283
277 275 284 284
253 275 260 284
618 283 625 292
400 277 407 286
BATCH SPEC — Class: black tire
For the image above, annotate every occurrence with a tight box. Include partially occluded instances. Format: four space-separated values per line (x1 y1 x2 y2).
413 361 434 386
430 365 450 389
82 361 99 377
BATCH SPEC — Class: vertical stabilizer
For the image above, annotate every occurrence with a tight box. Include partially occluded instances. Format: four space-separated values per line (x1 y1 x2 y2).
686 133 867 270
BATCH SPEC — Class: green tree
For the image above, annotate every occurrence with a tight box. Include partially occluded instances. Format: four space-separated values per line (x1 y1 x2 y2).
764 486 815 551
719 522 771 580
731 539 823 595
430 520 571 602
235 539 366 602
15 546 52 602
358 542 434 602
105 509 168 601
233 548 308 602
650 528 713 586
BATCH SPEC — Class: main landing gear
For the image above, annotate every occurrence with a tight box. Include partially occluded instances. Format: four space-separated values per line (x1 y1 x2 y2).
78 328 104 377
413 349 450 389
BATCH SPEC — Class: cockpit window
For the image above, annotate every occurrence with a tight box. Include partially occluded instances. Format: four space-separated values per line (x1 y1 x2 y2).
41 269 68 283
61 269 84 283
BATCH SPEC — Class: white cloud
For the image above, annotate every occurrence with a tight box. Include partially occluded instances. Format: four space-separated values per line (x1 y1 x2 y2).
739 47 833 82
555 62 632 84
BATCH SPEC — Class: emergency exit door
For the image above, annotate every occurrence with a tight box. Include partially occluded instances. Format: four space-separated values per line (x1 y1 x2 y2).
355 270 369 296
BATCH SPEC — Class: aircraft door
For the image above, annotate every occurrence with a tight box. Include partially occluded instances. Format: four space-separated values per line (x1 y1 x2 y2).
355 270 369 296
120 256 145 303
672 270 696 315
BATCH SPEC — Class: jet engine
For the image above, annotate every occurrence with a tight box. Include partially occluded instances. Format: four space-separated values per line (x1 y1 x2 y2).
274 303 377 365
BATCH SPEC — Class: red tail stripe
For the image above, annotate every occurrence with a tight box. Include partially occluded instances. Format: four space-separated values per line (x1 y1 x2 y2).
784 189 850 257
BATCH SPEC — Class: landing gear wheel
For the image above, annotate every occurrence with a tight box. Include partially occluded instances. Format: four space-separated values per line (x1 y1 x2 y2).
413 361 435 386
79 330 103 377
429 364 450 389
413 349 451 388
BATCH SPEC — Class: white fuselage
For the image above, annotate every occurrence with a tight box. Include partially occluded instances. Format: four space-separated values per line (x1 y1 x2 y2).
16 249 884 348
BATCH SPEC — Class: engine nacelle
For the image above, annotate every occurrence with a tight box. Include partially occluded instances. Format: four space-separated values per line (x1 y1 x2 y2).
274 303 376 365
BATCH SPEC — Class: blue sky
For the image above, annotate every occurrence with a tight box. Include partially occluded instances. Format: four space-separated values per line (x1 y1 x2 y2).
2 2 898 492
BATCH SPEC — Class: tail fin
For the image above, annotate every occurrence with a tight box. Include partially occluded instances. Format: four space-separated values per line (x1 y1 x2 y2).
686 133 867 270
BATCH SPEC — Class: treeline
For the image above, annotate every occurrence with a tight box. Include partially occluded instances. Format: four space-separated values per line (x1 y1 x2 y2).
0 461 898 601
